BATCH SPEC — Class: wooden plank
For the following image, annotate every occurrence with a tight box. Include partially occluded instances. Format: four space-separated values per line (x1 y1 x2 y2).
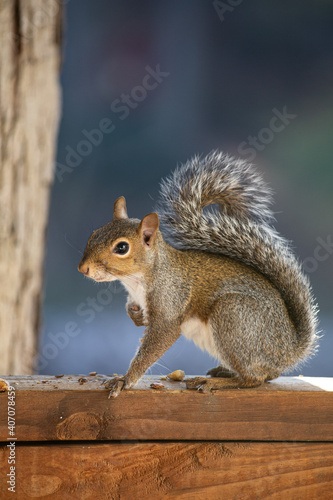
1 441 332 499
0 375 332 442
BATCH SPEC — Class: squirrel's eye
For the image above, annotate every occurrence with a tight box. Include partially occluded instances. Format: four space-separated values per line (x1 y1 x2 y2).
114 241 129 255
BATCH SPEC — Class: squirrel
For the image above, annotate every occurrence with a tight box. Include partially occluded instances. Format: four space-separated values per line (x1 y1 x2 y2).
78 151 319 397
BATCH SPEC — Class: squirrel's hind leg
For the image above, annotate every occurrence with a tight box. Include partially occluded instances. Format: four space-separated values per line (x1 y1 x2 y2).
206 366 236 378
207 293 283 388
185 374 263 392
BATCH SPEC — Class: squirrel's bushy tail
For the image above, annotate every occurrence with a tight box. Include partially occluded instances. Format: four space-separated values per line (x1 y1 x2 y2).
157 151 319 362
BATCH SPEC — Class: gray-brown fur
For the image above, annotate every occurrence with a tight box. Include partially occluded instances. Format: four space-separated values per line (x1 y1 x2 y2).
78 151 319 397
157 151 319 364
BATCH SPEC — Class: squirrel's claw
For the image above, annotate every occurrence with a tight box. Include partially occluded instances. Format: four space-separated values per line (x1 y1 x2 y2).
185 376 209 392
104 377 126 398
185 376 244 392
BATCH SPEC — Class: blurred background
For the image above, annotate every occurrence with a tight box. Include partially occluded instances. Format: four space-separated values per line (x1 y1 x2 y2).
40 0 333 377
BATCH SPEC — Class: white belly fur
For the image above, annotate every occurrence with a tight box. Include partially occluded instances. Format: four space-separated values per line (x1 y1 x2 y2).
121 274 147 310
181 317 233 371
181 318 221 361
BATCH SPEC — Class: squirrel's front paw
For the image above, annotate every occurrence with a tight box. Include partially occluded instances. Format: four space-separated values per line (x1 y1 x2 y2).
126 303 148 327
104 376 134 398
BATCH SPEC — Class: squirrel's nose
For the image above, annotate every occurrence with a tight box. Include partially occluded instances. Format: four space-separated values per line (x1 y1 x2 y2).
78 262 90 276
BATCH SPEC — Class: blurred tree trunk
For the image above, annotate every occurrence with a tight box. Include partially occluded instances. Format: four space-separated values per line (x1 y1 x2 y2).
0 0 62 373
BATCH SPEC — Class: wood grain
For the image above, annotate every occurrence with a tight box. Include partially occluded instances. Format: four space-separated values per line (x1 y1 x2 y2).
0 375 332 442
0 441 332 499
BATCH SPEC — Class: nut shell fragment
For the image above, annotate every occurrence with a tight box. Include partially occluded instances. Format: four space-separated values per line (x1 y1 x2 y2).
150 382 165 390
0 378 10 392
167 370 185 381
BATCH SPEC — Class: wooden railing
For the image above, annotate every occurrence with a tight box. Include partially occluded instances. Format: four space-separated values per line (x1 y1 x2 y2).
0 375 332 498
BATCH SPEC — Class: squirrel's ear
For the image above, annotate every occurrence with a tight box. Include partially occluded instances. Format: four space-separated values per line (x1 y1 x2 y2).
138 213 159 247
113 196 128 220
